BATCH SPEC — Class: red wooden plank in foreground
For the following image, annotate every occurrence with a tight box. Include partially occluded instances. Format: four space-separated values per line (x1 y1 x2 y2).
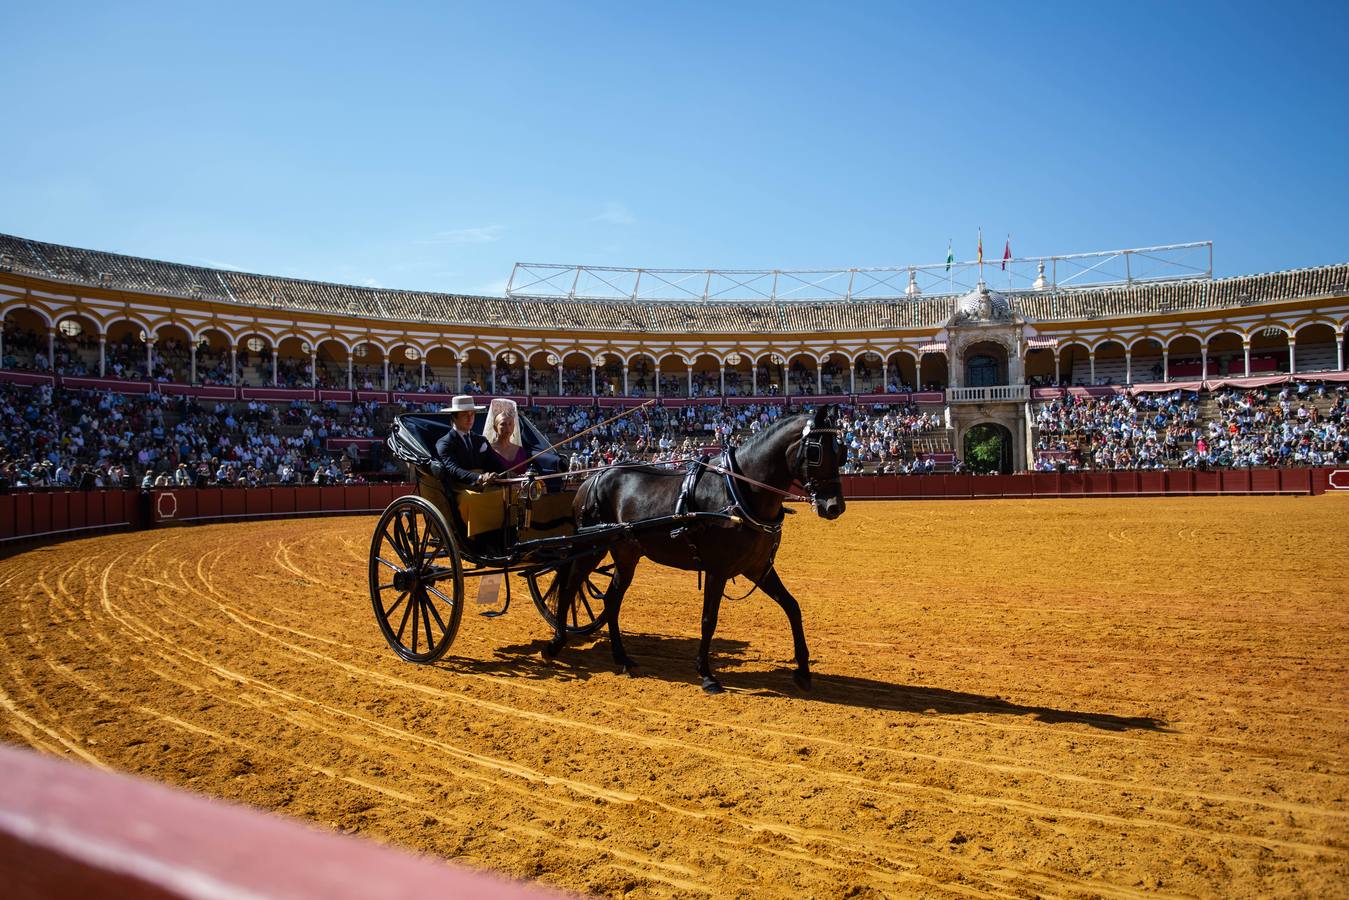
0 744 560 900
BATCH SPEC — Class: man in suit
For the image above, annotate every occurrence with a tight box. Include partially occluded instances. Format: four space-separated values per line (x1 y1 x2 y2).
431 395 506 490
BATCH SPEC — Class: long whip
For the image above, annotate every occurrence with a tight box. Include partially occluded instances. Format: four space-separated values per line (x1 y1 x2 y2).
502 398 658 475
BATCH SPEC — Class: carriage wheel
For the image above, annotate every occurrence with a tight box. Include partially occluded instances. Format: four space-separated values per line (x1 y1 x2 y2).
369 495 463 664
524 551 615 637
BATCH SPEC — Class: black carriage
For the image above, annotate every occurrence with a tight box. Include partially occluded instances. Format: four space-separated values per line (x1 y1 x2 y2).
369 410 727 664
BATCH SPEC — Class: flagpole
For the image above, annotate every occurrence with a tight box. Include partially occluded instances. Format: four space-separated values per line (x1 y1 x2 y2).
978 226 984 285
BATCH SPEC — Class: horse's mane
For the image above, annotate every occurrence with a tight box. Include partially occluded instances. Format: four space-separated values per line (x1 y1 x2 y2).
734 412 808 457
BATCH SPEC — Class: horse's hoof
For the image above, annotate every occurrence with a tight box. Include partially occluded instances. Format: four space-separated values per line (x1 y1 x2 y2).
793 669 813 691
617 658 639 676
701 677 724 695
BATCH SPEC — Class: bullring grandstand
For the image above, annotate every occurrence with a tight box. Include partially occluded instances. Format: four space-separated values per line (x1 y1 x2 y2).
1 231 1347 485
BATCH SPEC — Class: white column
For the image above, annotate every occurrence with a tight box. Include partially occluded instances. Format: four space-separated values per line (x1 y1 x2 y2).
1337 331 1345 371
310 351 317 388
1162 350 1169 381
1053 351 1060 385
524 363 530 397
1125 350 1132 385
623 365 629 396
686 367 692 398
1243 342 1251 377
1089 351 1096 385
49 331 56 369
232 347 239 386
420 359 426 388
654 366 661 398
383 359 389 392
719 364 725 397
590 365 597 396
490 362 497 394
456 360 463 391
816 364 822 395
272 349 278 386
849 362 856 395
1288 340 1297 375
752 362 757 396
346 356 352 390
1200 347 1208 381
144 338 152 375
556 363 562 396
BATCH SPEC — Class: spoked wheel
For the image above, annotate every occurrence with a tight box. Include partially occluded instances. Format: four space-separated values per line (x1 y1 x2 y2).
369 496 463 663
524 550 615 636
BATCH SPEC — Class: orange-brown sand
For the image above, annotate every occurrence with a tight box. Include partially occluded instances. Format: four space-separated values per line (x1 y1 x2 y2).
1 496 1346 897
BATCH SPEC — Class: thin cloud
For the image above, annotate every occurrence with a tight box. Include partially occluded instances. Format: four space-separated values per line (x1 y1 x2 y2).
418 225 506 245
591 202 635 226
198 257 244 271
362 277 384 288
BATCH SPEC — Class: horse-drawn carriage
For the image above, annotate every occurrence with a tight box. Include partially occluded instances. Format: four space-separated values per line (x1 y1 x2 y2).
368 404 846 692
367 408 736 664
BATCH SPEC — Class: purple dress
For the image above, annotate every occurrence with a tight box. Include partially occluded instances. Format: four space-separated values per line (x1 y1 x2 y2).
490 443 528 472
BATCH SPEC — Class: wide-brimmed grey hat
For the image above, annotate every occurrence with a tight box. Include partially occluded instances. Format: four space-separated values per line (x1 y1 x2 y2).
441 394 486 413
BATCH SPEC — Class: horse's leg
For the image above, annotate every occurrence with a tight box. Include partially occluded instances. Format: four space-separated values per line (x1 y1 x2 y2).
696 573 728 694
756 565 812 690
605 549 640 674
542 559 580 660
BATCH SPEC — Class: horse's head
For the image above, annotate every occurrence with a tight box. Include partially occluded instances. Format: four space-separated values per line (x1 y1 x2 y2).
796 405 846 520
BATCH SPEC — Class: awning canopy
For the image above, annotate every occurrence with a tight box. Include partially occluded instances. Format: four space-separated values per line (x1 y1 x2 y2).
1027 337 1058 350
917 341 947 354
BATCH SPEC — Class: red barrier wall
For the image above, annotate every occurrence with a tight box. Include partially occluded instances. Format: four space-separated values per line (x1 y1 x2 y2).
836 468 1331 501
0 490 142 545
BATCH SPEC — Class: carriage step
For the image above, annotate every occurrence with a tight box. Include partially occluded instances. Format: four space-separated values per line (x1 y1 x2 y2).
476 574 504 606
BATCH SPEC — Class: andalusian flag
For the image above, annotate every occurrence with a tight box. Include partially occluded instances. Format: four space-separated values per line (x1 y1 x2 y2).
977 229 983 264
945 240 954 272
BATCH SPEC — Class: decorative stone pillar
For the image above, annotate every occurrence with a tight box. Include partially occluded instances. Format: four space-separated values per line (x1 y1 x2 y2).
623 365 629 397
816 365 822 395
1243 342 1251 377
1053 351 1060 385
686 367 692 398
456 359 463 392
420 359 426 388
849 362 855 395
1200 347 1208 381
144 336 152 375
1162 350 1169 381
591 365 597 396
101 336 108 377
310 349 317 388
1288 340 1297 375
524 363 530 397
232 347 239 386
751 362 757 396
556 363 562 396
1125 350 1132 385
272 349 279 386
383 359 390 392
1336 330 1345 371
719 364 725 397
654 366 661 398
346 355 352 391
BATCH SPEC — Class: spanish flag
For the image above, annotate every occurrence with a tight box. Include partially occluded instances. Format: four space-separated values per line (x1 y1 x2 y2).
1002 236 1012 270
977 229 983 264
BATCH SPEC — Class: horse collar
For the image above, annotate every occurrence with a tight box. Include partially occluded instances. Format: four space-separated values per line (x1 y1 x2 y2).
723 448 785 534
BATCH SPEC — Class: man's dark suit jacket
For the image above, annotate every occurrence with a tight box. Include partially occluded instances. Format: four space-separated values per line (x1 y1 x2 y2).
434 427 506 490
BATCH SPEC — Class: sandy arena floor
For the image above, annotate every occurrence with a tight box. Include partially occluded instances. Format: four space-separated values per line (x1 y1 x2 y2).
1 496 1346 897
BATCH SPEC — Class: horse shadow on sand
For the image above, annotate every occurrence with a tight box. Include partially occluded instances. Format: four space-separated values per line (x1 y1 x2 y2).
441 631 1167 734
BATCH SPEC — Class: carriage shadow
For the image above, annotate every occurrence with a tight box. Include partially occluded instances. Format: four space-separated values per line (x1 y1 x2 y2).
443 633 1167 733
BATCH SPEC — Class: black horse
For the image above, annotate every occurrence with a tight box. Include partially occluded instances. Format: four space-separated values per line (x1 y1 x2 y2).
544 405 846 693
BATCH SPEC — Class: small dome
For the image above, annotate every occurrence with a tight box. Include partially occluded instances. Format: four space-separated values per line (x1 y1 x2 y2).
952 282 1012 323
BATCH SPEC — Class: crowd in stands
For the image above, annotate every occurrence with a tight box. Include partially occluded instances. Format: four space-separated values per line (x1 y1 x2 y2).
1033 382 1349 471
3 372 1345 491
0 383 391 492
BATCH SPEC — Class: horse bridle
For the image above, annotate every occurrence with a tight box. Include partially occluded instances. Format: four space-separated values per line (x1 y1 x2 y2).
796 421 842 503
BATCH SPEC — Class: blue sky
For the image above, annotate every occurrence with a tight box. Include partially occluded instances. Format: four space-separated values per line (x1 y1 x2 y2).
5 1 1348 294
